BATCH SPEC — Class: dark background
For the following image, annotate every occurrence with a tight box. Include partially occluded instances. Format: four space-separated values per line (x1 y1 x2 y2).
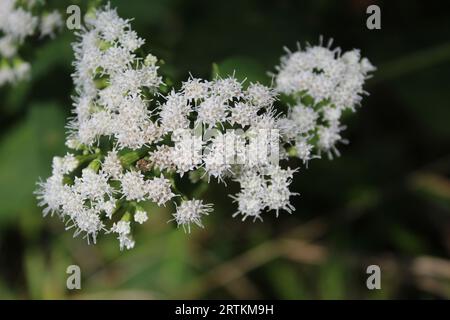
0 0 449 299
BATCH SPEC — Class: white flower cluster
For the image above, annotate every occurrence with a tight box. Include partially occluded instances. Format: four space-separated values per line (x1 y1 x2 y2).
275 38 375 159
36 6 374 250
68 5 162 150
0 0 62 87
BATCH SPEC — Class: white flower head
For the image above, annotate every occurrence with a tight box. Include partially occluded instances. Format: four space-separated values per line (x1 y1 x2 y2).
120 170 148 201
196 96 229 127
134 210 148 224
74 168 112 201
172 199 213 233
182 77 210 101
246 83 276 108
103 150 123 179
40 10 63 38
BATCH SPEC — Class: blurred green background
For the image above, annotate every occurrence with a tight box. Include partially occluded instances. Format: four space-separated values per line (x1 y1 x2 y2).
1 0 450 299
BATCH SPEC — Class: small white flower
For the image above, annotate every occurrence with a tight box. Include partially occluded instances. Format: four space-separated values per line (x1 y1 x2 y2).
4 8 38 42
72 209 104 244
246 83 276 108
159 91 191 132
119 30 145 52
229 102 259 127
317 124 344 158
35 174 66 217
52 153 78 175
120 170 148 201
211 76 244 101
182 77 210 101
149 145 176 171
290 104 318 134
40 10 63 38
111 220 131 235
146 175 174 206
172 199 213 233
134 210 148 224
275 40 374 111
0 35 17 58
118 233 135 250
171 130 203 175
295 138 315 163
99 199 116 219
196 96 229 127
74 168 112 201
111 220 135 250
91 5 129 42
103 150 123 179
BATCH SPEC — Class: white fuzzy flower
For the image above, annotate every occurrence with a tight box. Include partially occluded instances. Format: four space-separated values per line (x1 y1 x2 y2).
231 170 266 221
159 91 191 132
4 8 38 42
139 64 162 90
103 151 123 179
111 221 135 250
76 110 115 146
171 131 203 175
90 5 129 42
72 209 104 244
134 210 148 224
74 168 112 201
317 124 344 158
182 77 210 101
196 96 229 127
275 40 375 111
322 106 342 123
120 170 148 201
52 153 78 175
40 10 63 38
35 174 66 217
0 35 17 58
263 166 297 216
61 187 85 220
211 76 244 101
290 104 318 134
100 46 135 74
229 102 259 127
98 199 116 219
295 138 315 163
172 199 213 232
246 83 276 107
118 233 135 250
146 175 175 206
203 131 245 182
119 30 145 52
111 220 131 235
149 145 176 171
